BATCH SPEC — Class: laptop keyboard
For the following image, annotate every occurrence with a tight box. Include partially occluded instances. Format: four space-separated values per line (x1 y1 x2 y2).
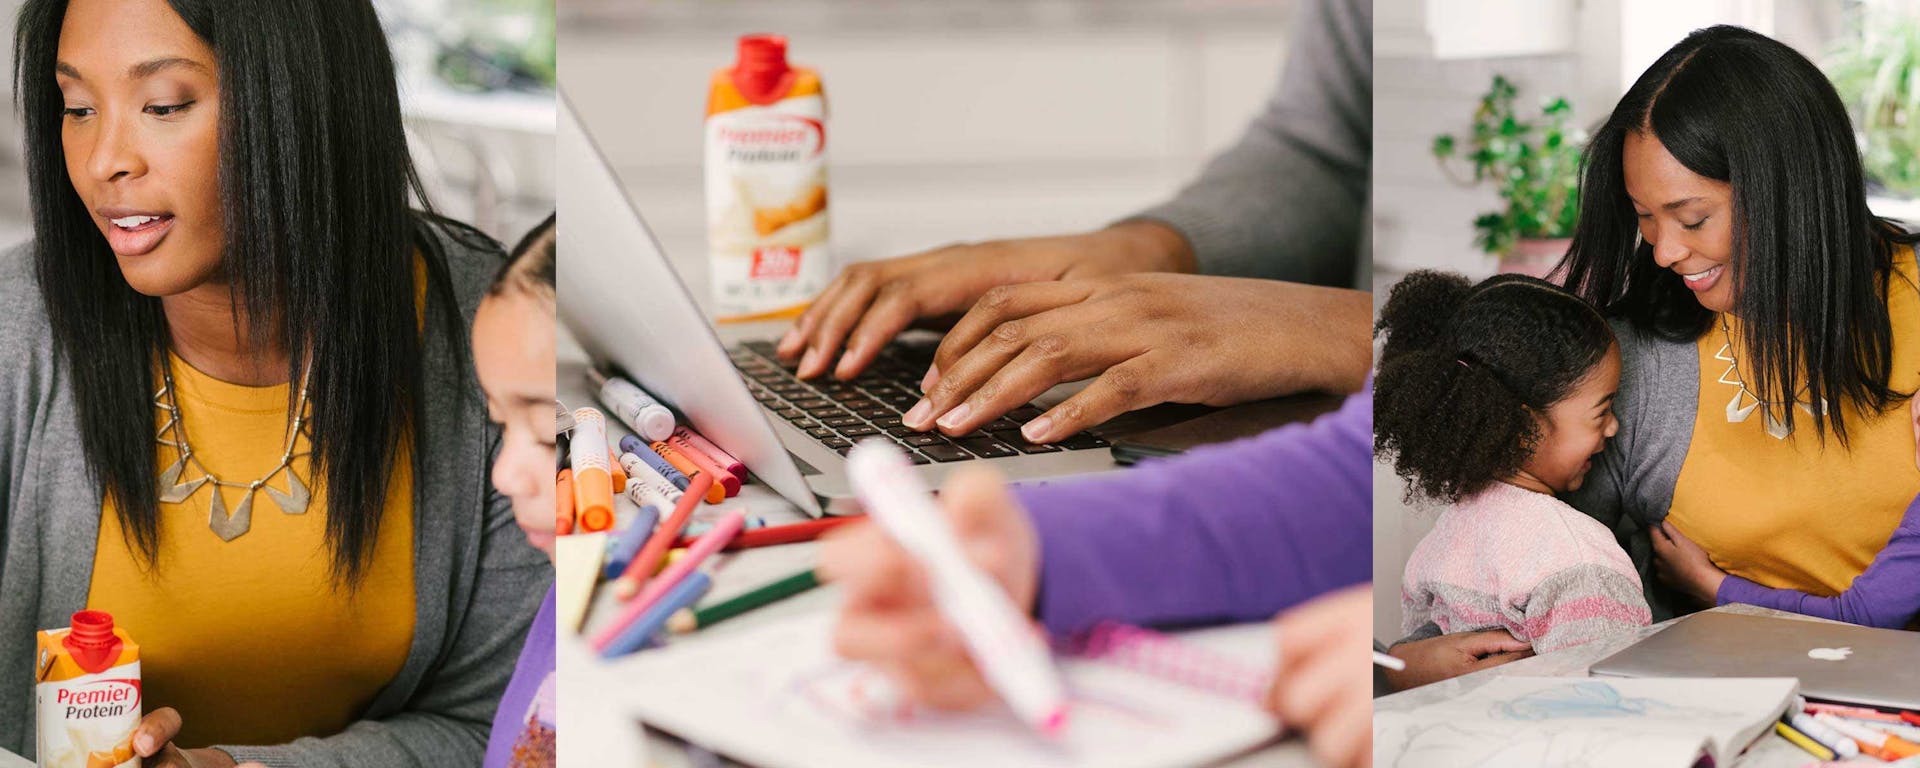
729 340 1109 464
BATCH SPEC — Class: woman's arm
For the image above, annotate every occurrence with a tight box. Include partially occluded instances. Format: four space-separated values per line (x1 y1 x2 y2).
1017 384 1372 637
1713 498 1920 629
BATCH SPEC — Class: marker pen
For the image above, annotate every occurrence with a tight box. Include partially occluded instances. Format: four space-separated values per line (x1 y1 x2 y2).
846 440 1068 737
619 452 685 506
594 371 676 442
570 408 616 532
620 435 690 490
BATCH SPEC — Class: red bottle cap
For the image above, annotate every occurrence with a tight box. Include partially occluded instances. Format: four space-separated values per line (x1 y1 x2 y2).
733 34 795 105
64 610 123 674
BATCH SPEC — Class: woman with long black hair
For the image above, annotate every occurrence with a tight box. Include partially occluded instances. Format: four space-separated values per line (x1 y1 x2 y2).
1555 26 1920 623
0 0 548 765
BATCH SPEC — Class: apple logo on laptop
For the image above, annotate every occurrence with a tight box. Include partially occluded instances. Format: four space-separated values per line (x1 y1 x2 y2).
1808 647 1853 661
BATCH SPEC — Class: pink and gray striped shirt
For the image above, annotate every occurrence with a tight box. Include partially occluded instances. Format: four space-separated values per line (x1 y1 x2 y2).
1400 482 1652 654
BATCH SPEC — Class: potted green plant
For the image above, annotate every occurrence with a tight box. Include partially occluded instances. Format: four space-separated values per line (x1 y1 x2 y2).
1432 75 1584 277
1826 8 1920 200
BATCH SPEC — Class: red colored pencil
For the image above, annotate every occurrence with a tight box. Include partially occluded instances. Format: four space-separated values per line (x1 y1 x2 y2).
672 515 860 550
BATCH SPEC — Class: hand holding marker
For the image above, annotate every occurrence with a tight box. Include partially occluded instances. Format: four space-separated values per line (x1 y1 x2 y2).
846 440 1070 736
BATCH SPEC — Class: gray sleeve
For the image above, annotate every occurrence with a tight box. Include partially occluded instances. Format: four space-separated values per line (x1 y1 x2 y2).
219 414 550 766
1122 0 1370 287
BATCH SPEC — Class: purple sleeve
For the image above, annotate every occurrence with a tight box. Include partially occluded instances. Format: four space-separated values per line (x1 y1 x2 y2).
1017 384 1372 637
485 585 557 768
1716 494 1920 629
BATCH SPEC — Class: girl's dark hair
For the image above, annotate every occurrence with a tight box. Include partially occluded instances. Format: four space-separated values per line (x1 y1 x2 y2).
491 212 555 301
1553 24 1920 445
1374 271 1616 502
15 0 483 584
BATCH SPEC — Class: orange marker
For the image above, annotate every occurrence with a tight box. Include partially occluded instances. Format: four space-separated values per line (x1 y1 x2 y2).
571 408 616 532
617 473 713 598
668 431 741 497
653 440 725 503
556 469 576 535
608 450 628 493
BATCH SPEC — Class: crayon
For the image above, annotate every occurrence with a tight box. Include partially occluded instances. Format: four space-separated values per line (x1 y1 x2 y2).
652 440 724 503
673 426 746 479
1789 712 1859 758
620 435 689 490
667 431 741 497
618 452 684 508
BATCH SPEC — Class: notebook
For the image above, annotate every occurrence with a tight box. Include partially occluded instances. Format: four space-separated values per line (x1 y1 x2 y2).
1374 676 1799 768
606 612 1279 768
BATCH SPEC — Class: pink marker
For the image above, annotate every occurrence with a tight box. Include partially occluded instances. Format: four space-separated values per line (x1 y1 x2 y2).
589 510 746 652
847 440 1069 737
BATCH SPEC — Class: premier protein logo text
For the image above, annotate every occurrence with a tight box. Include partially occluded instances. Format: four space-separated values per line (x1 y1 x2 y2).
55 679 139 720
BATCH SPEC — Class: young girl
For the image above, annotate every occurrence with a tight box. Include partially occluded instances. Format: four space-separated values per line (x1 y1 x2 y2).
1377 271 1651 656
473 214 559 768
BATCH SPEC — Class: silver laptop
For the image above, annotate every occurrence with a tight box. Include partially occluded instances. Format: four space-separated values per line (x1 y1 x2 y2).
554 92 1121 516
1590 611 1920 711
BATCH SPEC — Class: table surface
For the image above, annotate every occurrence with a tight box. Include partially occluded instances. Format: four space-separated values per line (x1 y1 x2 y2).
555 321 1318 767
1375 604 1882 766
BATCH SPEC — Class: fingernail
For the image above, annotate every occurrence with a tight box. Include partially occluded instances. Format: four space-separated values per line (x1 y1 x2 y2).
798 348 821 376
920 365 939 392
135 733 154 755
936 402 973 431
835 343 861 379
1021 416 1053 443
904 399 933 428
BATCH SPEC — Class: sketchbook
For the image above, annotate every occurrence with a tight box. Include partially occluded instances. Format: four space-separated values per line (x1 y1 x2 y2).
607 612 1280 768
1374 676 1799 768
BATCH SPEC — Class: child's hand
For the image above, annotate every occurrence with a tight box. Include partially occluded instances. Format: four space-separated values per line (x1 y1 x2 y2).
1653 520 1727 606
1382 631 1532 691
1266 585 1373 768
818 467 1040 710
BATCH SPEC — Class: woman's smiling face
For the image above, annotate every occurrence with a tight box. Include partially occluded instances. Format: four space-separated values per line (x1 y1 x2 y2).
1623 129 1738 313
56 0 225 298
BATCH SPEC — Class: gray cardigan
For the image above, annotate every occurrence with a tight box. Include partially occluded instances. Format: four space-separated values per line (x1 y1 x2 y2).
1127 0 1372 290
0 224 551 766
1562 319 1700 622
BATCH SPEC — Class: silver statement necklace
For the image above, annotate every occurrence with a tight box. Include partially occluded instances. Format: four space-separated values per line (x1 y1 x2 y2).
1715 315 1825 440
153 360 313 541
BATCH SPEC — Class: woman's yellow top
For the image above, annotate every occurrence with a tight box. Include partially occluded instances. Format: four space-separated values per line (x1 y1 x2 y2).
1668 246 1920 597
85 350 416 748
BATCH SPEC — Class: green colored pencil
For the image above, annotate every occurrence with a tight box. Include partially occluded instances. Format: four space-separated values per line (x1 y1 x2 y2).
668 569 820 633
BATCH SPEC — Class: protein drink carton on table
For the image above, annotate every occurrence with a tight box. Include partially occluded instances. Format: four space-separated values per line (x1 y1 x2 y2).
36 610 140 768
705 34 831 322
